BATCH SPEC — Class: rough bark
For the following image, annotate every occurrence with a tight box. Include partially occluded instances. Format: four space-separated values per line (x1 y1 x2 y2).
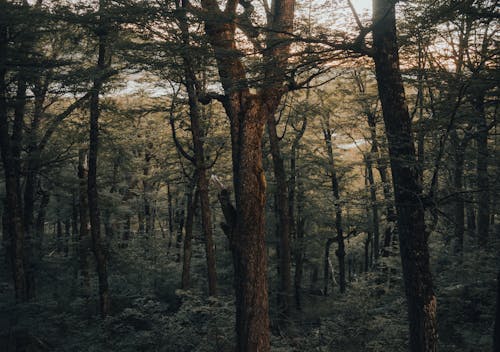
200 0 296 347
372 1 437 351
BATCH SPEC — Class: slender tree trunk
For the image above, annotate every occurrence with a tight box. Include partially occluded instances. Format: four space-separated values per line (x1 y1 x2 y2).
323 126 346 293
474 93 489 247
292 135 306 310
78 149 91 295
176 9 218 295
366 156 380 260
364 232 371 272
494 270 500 352
181 184 196 290
267 115 292 321
35 189 49 260
372 1 437 351
323 238 334 295
88 6 110 316
452 139 465 254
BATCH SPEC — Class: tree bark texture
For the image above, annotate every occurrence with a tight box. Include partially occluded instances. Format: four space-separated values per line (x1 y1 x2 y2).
372 1 437 351
200 0 295 348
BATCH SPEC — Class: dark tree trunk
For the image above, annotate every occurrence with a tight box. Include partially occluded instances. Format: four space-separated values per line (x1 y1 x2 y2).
323 127 346 293
35 189 49 260
364 232 371 272
366 156 380 260
78 150 91 295
167 182 174 249
88 7 110 316
56 218 63 253
181 183 196 290
367 112 395 257
0 69 30 302
291 133 306 310
474 93 489 247
176 7 218 295
494 270 500 352
372 1 437 351
267 114 292 321
452 137 465 254
323 238 334 296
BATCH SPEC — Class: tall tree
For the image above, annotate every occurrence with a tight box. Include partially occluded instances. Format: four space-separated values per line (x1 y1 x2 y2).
88 0 111 317
372 0 437 350
199 0 296 348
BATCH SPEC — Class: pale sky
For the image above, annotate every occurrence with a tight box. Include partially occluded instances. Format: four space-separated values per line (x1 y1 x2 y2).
351 0 372 12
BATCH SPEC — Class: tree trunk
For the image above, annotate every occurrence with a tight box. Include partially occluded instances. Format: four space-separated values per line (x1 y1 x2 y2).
181 183 196 290
366 156 380 260
176 8 218 295
267 114 292 321
452 137 465 254
201 0 295 346
88 6 110 316
372 1 437 351
323 238 334 295
494 270 500 352
292 135 306 310
323 126 346 293
474 93 489 247
78 149 91 295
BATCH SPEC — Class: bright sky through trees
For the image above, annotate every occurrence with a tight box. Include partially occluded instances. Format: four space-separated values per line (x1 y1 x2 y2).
351 0 371 12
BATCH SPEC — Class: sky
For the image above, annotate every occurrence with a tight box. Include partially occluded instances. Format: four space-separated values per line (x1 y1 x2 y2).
351 0 372 13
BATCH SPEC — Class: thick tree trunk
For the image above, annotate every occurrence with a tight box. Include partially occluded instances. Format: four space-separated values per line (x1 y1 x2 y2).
88 10 110 316
372 1 437 351
201 0 294 347
267 115 292 321
0 75 30 301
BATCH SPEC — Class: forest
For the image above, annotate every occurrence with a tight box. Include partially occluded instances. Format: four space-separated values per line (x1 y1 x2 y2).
0 0 498 351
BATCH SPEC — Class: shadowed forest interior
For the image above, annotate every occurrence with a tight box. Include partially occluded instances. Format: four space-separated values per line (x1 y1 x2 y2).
0 0 499 351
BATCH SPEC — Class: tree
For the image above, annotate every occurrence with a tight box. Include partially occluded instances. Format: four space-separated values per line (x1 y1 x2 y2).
88 0 111 317
372 0 437 350
198 0 295 348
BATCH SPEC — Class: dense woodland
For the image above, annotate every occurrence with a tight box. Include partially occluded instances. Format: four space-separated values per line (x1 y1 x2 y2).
0 0 499 351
